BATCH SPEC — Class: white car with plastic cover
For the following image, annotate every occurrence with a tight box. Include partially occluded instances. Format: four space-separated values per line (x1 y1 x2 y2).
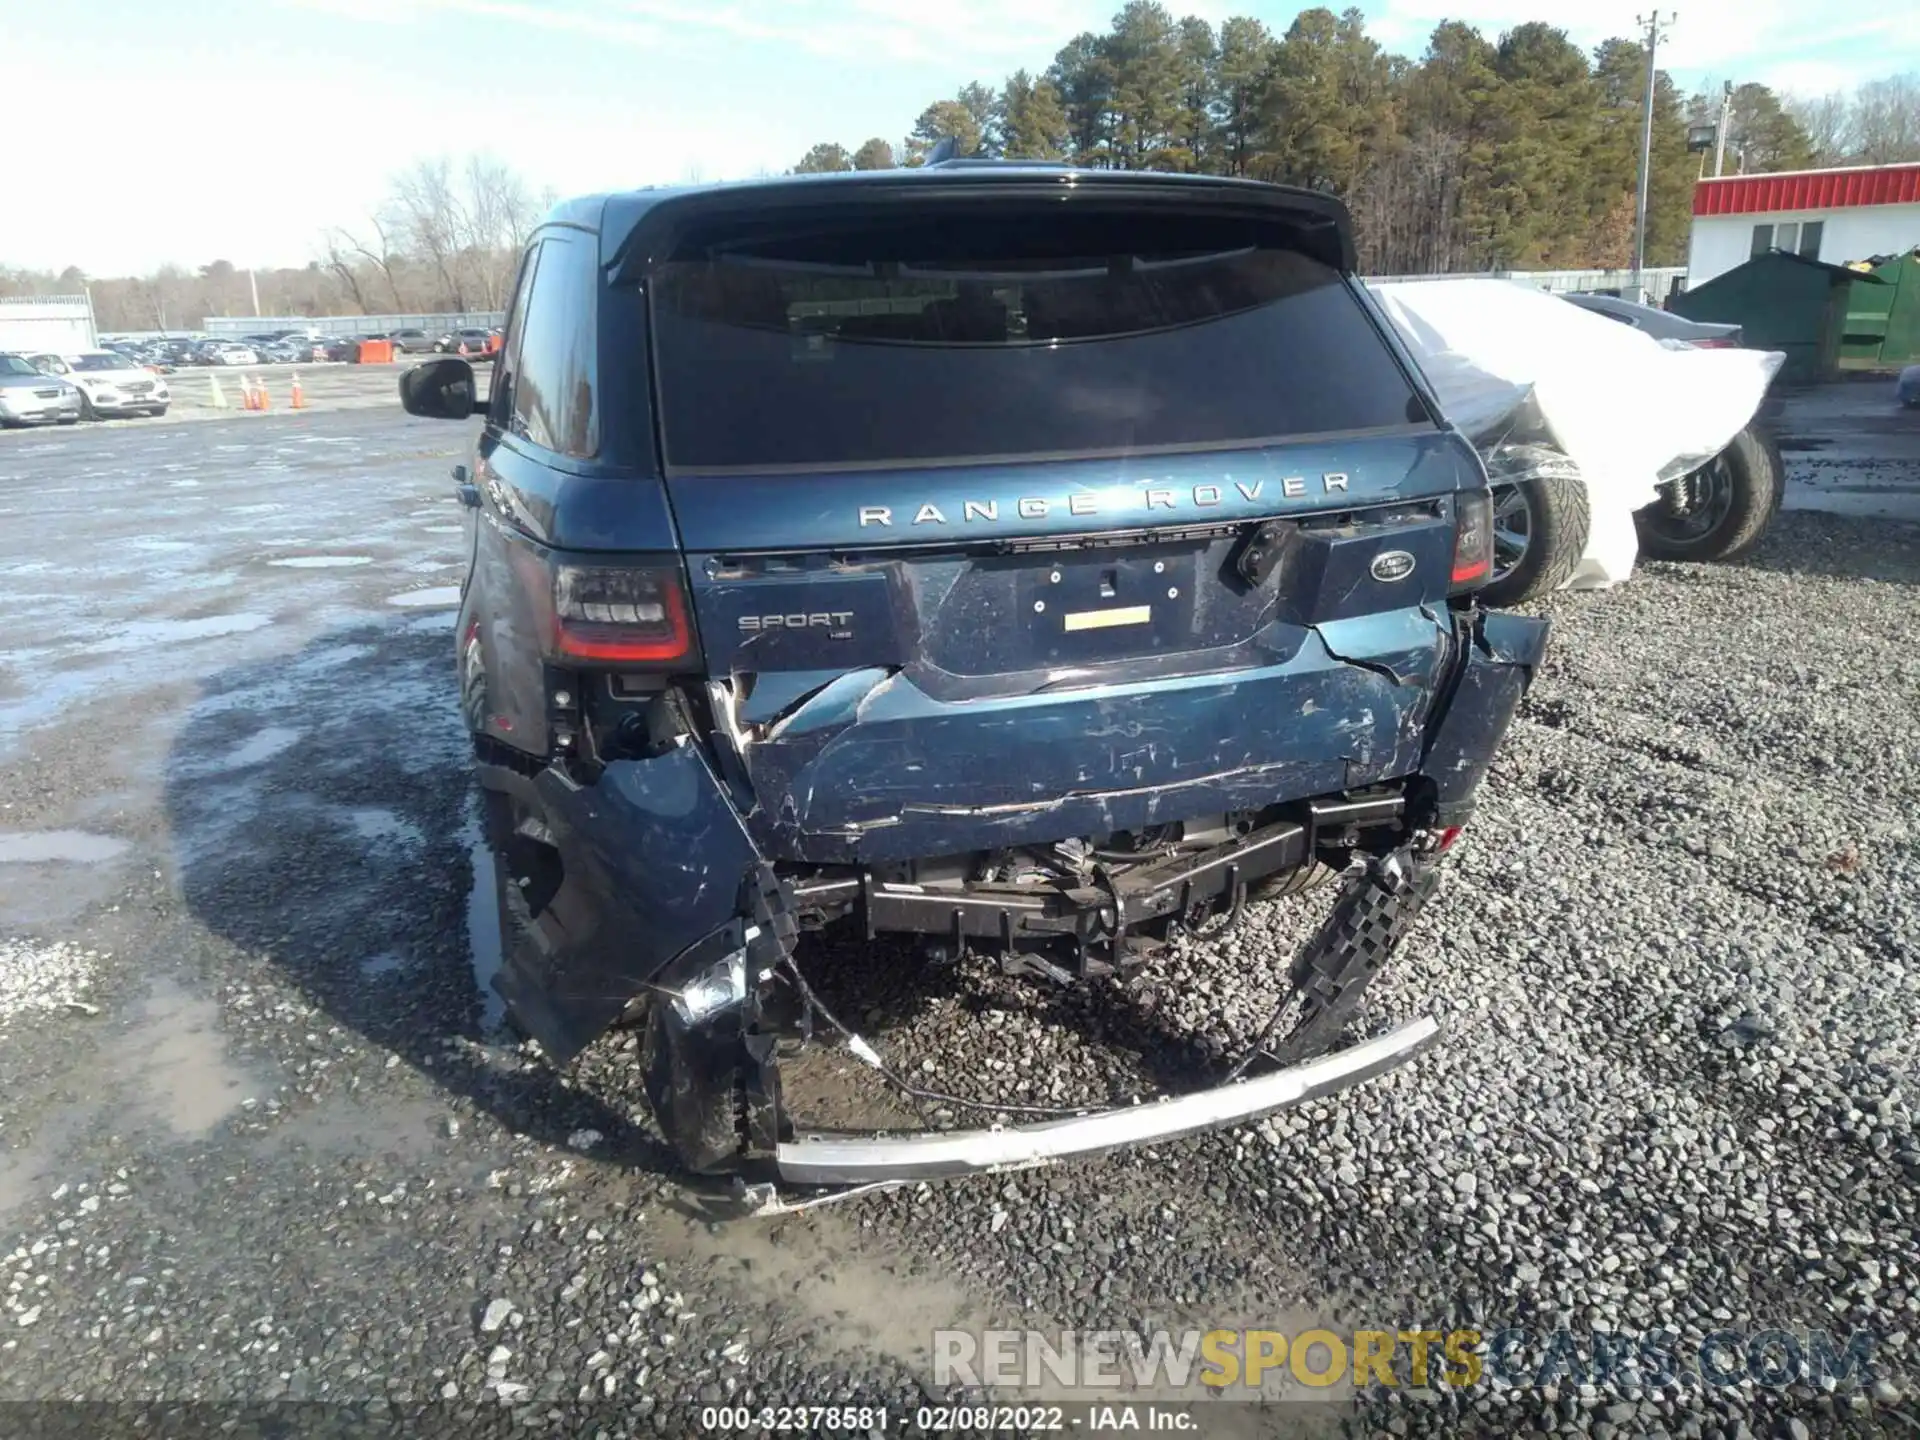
1366 279 1785 605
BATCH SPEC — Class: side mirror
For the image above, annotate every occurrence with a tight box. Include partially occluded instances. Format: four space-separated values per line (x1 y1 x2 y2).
399 356 484 420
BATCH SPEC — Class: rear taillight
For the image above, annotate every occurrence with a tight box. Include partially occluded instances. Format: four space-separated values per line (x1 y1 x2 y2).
553 564 694 665
1449 491 1494 591
1689 337 1738 349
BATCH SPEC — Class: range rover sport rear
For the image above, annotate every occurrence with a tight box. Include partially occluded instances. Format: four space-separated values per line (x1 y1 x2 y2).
400 165 1549 1194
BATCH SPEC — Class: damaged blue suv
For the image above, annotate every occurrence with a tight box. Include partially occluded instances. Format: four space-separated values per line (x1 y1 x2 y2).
400 163 1549 1194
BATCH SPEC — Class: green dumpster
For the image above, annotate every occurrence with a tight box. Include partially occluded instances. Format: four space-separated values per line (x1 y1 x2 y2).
1671 251 1890 384
1840 250 1920 369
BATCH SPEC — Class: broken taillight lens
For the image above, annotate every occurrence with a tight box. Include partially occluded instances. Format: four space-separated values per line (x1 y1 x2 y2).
553 564 695 665
1450 491 1494 591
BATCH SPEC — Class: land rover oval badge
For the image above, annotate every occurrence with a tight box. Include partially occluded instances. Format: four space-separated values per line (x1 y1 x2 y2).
1371 550 1416 582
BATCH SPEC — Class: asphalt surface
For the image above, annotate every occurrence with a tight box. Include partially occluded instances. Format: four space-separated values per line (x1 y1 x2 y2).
0 390 1916 1437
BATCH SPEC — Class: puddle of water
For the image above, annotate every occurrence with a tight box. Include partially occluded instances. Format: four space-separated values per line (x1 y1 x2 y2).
117 981 261 1136
360 950 407 979
220 725 304 769
81 612 273 655
386 586 462 609
462 810 506 1033
0 829 129 863
344 807 426 850
0 1102 97 1221
268 555 373 569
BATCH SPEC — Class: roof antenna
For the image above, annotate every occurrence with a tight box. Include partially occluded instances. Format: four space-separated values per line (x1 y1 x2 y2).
926 135 959 167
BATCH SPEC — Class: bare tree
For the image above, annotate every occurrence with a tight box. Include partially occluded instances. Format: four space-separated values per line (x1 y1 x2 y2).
1851 73 1920 164
320 232 373 313
327 218 406 310
1788 92 1855 165
390 157 465 309
460 154 537 309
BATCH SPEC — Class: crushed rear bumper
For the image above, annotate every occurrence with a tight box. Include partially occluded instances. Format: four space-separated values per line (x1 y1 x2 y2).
478 607 1548 1176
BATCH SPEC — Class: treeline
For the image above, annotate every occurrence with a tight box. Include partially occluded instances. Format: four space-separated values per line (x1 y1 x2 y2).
0 153 546 333
793 4 1920 275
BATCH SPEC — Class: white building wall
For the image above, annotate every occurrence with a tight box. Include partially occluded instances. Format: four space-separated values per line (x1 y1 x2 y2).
1689 203 1920 285
0 296 96 354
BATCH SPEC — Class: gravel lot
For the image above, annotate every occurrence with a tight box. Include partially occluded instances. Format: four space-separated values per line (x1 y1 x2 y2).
0 390 1916 1437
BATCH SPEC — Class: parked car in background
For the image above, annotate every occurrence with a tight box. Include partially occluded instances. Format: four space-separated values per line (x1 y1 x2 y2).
255 339 308 364
433 327 497 356
28 351 170 418
321 336 364 362
0 351 83 426
385 328 432 353
200 342 259 367
1561 293 1744 348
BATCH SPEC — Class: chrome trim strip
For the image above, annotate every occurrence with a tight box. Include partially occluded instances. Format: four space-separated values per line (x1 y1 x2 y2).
775 1015 1440 1185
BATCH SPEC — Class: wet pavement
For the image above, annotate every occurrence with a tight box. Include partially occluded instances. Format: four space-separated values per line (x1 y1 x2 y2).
1776 378 1920 523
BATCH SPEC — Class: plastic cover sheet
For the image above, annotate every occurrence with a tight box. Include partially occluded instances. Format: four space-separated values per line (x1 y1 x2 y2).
1365 279 1785 590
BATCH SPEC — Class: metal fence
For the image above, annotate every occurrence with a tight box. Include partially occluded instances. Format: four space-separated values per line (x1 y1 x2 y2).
1368 266 1690 305
0 295 97 354
202 312 507 338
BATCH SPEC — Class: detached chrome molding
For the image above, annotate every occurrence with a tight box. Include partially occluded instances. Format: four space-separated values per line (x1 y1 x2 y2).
775 1014 1441 1186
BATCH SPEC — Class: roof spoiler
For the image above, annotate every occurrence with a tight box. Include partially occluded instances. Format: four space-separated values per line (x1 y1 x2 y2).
606 172 1357 280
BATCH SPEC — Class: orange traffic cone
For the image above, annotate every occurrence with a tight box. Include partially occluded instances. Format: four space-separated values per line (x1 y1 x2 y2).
258 378 272 411
290 373 306 410
240 375 256 411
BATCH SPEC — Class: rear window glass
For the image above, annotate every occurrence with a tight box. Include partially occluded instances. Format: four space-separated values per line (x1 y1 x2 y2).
649 221 1424 474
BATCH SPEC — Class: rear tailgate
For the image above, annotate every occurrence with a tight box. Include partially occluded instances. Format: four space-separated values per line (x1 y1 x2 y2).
641 185 1478 859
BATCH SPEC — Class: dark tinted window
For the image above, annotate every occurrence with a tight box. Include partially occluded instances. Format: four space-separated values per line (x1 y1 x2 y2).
490 241 540 431
649 224 1421 474
1799 220 1824 258
510 233 598 459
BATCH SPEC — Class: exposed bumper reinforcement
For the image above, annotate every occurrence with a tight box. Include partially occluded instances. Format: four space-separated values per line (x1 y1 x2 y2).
773 1013 1441 1185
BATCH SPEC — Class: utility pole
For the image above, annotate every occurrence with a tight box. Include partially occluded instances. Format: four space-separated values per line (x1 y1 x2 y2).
1632 10 1676 301
248 267 261 317
1713 79 1733 177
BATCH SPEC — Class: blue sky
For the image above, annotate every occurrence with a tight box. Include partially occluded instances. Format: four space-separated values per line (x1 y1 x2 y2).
3 0 1912 274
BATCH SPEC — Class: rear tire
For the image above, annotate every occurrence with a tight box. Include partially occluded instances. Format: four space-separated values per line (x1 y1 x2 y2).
75 394 96 422
1479 472 1590 608
1633 424 1781 563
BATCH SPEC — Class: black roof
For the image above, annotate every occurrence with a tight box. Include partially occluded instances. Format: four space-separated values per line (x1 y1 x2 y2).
542 166 1356 276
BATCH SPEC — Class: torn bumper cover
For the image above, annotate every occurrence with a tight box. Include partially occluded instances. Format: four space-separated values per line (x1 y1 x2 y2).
484 608 1548 1181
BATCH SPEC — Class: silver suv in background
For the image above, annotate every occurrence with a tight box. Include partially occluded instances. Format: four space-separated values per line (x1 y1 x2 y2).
0 353 82 427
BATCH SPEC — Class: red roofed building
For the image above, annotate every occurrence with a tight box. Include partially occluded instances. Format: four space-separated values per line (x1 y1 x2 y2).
1688 162 1920 286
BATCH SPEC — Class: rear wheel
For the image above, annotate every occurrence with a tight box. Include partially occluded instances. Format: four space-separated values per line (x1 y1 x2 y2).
1478 472 1590 607
75 394 96 421
1633 424 1780 563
